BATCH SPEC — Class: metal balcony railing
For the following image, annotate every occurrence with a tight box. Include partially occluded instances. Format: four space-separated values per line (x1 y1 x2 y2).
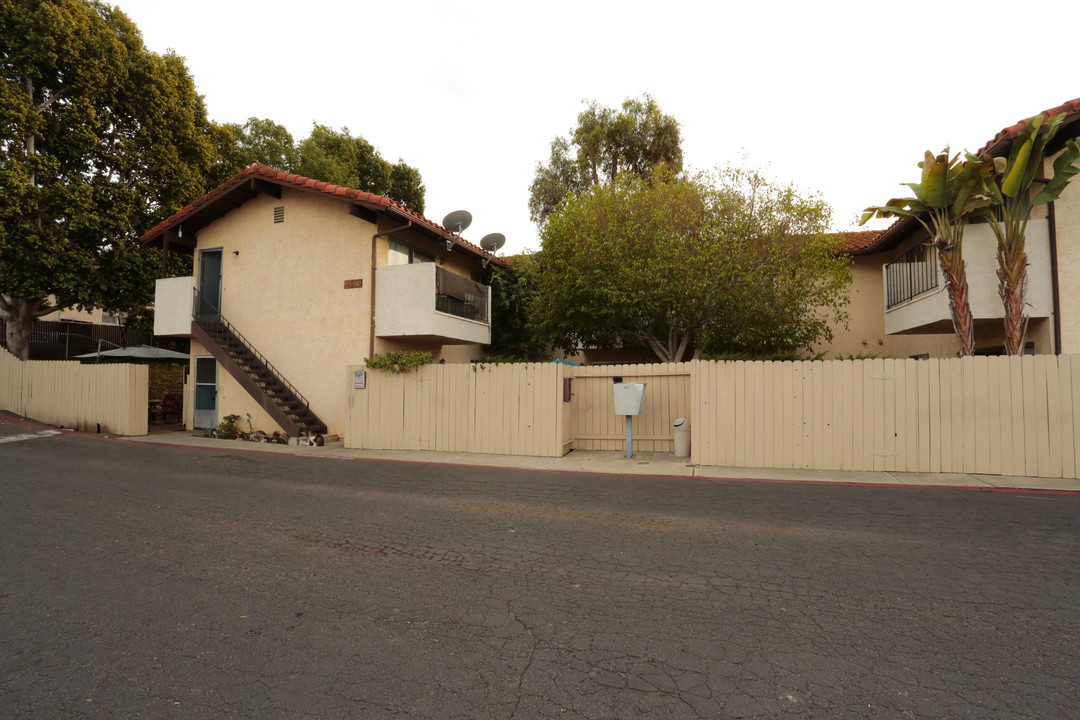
885 245 938 308
434 265 489 322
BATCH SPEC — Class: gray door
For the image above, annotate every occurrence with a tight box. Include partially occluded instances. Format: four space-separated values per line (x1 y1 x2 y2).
193 356 218 430
197 249 223 321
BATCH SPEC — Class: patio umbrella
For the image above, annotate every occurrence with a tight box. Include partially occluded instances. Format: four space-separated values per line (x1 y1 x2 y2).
73 345 190 361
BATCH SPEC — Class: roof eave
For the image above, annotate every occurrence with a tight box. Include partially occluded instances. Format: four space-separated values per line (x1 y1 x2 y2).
141 164 508 268
382 205 508 268
847 220 923 255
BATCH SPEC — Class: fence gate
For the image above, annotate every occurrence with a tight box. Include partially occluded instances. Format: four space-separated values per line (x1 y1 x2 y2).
565 363 692 454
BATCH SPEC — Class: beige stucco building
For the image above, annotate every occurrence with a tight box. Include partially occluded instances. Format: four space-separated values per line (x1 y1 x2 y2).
823 98 1080 360
143 164 502 440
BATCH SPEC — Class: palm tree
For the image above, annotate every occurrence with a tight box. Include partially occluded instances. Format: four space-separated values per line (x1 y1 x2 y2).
982 114 1080 355
862 150 999 356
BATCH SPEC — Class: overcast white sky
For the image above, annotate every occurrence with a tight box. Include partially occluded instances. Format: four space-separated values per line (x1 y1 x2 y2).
116 0 1076 256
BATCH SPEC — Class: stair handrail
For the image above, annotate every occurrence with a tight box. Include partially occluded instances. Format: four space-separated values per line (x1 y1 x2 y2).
191 288 314 415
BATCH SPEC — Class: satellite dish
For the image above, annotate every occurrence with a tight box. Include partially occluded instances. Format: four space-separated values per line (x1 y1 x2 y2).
442 210 472 234
480 233 506 268
480 233 506 253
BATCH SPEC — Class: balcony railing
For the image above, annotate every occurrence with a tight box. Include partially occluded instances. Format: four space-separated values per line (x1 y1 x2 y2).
375 263 490 344
434 266 488 322
885 245 938 308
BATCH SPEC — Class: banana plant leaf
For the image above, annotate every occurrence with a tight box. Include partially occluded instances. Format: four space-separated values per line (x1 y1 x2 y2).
918 151 952 209
1033 137 1080 205
1001 116 1045 198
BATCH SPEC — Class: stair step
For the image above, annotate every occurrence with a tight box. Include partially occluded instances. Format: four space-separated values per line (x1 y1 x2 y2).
200 319 327 439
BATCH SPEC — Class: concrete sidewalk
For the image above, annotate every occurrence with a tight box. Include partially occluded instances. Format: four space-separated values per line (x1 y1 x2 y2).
114 430 1080 493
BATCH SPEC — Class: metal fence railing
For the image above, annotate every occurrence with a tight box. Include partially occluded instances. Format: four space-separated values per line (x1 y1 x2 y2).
0 318 154 361
434 265 489 322
885 245 938 308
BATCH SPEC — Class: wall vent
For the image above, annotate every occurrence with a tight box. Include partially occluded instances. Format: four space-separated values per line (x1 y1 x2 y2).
273 206 285 223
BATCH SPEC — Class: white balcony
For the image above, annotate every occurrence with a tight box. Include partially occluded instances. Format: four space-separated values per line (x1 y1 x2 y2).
154 276 195 337
375 263 491 345
884 221 1053 335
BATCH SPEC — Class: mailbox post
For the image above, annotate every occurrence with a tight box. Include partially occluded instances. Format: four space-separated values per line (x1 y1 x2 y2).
612 382 646 458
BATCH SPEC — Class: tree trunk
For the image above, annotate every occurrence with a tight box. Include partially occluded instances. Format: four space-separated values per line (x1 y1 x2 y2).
0 297 38 360
938 245 975 356
641 329 691 363
998 241 1029 356
643 335 675 363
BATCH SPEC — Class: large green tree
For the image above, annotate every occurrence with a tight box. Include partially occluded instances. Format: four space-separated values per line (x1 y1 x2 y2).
0 0 225 358
482 253 546 361
387 159 426 214
528 94 683 224
294 124 425 212
532 169 850 362
225 117 299 173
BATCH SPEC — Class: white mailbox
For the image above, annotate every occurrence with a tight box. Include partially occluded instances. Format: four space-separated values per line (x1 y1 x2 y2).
613 382 646 416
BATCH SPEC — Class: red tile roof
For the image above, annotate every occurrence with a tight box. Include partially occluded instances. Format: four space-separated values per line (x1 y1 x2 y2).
850 97 1080 256
835 229 886 253
141 163 506 266
977 97 1080 156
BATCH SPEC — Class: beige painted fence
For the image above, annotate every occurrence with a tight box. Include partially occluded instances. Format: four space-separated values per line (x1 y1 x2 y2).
346 356 1080 479
346 363 565 456
693 356 1080 478
0 348 148 436
564 363 692 453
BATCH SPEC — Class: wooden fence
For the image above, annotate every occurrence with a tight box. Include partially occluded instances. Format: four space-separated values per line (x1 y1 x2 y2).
346 363 565 456
0 348 148 436
346 357 1080 479
692 356 1080 478
564 364 692 453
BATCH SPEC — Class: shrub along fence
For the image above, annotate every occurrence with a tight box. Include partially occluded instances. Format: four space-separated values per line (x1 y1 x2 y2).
346 356 1080 479
0 348 148 435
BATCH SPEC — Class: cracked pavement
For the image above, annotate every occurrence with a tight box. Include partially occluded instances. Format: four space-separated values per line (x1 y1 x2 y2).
1 429 1078 718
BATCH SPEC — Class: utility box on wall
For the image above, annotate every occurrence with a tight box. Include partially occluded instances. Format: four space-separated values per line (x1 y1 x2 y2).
612 382 646 416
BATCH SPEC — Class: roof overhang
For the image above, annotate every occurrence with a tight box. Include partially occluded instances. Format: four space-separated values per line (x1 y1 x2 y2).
141 163 507 268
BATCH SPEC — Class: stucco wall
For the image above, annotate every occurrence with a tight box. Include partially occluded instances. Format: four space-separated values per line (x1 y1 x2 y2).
962 221 1053 320
189 338 280 435
1054 146 1080 353
194 189 372 436
186 189 492 437
821 255 887 358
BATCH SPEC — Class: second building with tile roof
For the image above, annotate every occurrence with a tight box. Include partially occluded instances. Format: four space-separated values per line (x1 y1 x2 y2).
822 98 1080 359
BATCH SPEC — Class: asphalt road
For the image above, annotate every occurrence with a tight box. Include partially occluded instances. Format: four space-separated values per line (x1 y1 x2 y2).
2 427 1078 719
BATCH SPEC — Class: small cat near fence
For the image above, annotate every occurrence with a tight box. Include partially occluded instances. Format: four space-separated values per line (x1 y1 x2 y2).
307 432 324 447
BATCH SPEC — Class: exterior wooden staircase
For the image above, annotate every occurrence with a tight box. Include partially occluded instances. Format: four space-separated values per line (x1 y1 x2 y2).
192 291 327 438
